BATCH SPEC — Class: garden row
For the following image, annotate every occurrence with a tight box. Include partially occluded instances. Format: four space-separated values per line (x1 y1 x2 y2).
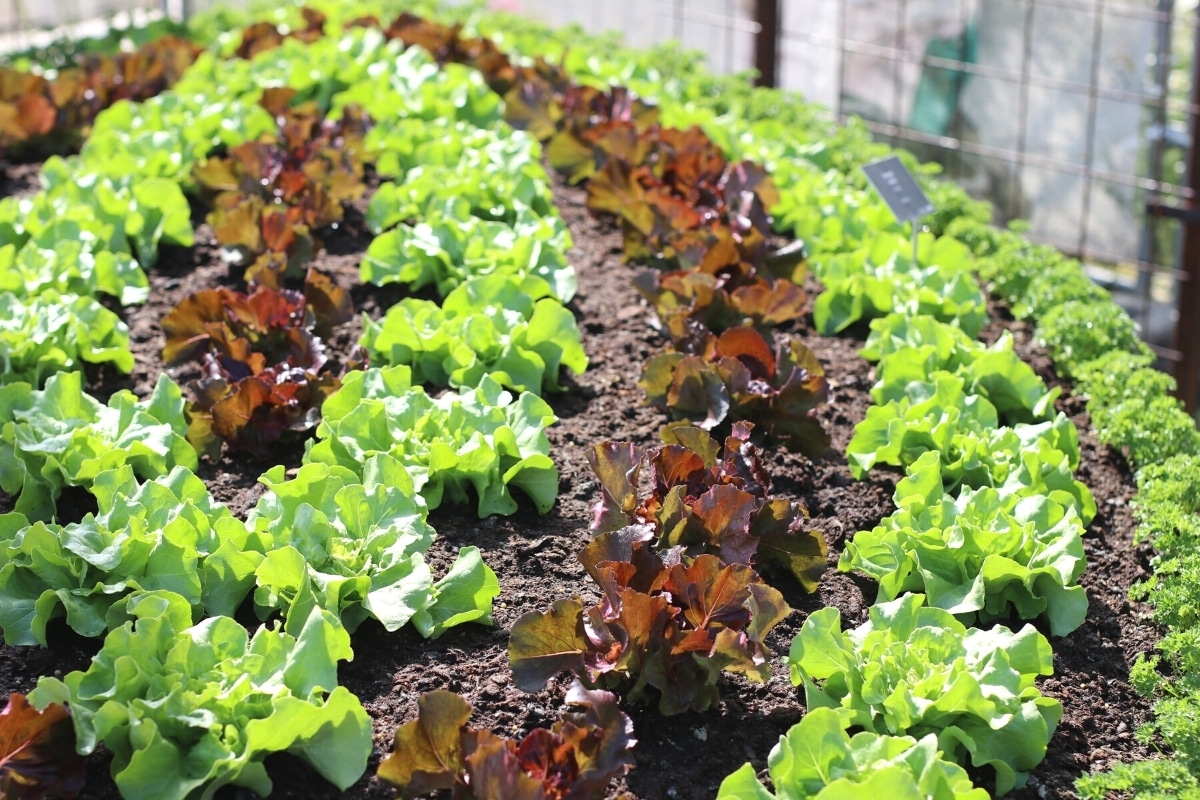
0 1 1193 798
0 9 600 798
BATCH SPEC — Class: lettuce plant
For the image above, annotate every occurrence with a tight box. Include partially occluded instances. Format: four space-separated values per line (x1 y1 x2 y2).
844 372 998 479
812 234 986 338
787 593 1061 796
861 314 1058 423
29 591 372 800
0 291 133 386
840 451 1088 636
0 466 262 645
717 707 987 800
510 532 790 715
366 127 554 230
378 681 635 798
0 240 147 306
306 366 558 517
1034 300 1151 380
36 158 195 268
248 454 499 637
0 372 196 522
360 273 587 395
640 327 830 456
161 278 353 458
360 207 577 302
587 422 826 590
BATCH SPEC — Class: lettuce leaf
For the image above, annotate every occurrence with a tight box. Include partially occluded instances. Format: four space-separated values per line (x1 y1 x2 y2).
717 707 988 800
360 273 587 394
0 466 262 645
787 594 1061 796
0 291 133 386
812 234 986 338
306 366 558 517
0 372 196 522
360 207 576 302
862 314 1059 424
29 591 372 800
247 454 499 637
840 450 1088 636
0 240 147 306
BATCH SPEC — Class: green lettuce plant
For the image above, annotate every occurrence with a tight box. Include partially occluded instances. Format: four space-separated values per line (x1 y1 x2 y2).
360 273 587 394
360 206 577 302
717 707 988 800
0 371 196 521
0 290 133 386
1034 300 1151 380
0 240 148 306
812 233 986 337
248 454 500 637
306 366 558 517
0 466 262 645
787 593 1061 796
861 314 1058 423
29 590 372 800
840 451 1088 636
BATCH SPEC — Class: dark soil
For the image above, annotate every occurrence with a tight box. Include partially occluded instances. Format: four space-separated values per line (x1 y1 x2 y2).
0 164 1161 799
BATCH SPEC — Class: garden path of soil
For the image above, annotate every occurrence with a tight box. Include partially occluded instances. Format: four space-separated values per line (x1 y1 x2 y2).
0 166 1163 799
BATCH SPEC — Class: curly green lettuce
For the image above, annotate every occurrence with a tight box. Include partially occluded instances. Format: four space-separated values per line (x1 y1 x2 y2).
248 453 499 637
29 590 372 800
306 366 558 517
787 593 1061 796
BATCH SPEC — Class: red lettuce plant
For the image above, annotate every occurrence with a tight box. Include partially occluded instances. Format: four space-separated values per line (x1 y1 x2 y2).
509 534 790 715
587 422 826 590
192 88 370 287
377 681 635 799
161 272 353 457
640 327 830 456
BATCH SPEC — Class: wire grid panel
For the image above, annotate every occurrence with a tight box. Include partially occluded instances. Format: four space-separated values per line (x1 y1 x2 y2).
483 0 757 75
782 0 1195 357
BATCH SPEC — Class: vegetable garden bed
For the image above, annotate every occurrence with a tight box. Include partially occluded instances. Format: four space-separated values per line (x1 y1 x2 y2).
0 3 1187 799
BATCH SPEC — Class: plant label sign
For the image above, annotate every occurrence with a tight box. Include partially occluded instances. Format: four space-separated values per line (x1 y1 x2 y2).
862 156 934 224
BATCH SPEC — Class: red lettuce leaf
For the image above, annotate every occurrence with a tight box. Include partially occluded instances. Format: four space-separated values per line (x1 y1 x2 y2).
511 545 791 714
378 682 634 799
0 694 84 800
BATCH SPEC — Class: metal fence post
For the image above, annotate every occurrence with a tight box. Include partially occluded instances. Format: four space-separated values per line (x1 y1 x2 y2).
754 0 779 87
1172 18 1200 412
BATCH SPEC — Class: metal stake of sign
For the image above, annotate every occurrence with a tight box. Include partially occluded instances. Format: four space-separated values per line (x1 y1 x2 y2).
862 155 935 266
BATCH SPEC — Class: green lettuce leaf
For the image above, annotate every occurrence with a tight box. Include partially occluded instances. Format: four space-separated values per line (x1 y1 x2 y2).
787 594 1062 796
306 366 558 517
247 454 499 636
0 371 197 521
360 273 587 394
717 707 988 800
29 590 372 800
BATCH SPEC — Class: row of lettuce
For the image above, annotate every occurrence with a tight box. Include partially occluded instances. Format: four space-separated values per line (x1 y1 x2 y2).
448 2 1200 797
6 0 1198 797
0 11 616 799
